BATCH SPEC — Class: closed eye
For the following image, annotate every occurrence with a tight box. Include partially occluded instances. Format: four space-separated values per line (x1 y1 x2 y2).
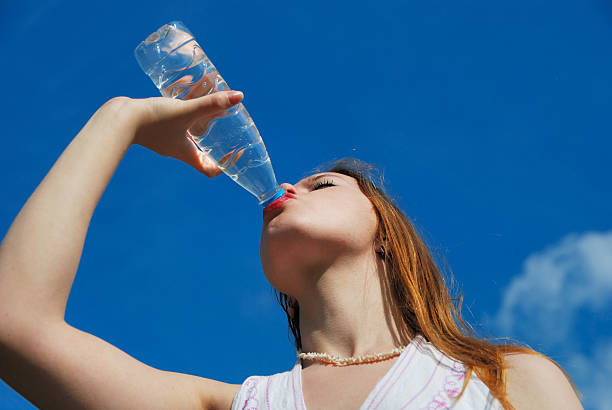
313 179 336 190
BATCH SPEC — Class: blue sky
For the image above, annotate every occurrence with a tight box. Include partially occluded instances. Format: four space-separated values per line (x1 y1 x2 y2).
1 1 611 408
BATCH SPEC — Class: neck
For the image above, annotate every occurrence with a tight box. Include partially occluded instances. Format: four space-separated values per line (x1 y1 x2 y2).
295 253 409 369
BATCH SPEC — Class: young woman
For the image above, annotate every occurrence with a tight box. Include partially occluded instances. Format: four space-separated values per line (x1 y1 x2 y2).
0 92 582 409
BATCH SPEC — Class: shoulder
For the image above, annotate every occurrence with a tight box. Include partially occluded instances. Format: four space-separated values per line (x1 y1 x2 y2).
503 352 583 410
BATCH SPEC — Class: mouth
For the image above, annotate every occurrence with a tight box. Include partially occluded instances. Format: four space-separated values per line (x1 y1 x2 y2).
262 192 297 220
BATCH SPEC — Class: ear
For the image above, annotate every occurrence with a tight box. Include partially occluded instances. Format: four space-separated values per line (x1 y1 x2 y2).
375 236 391 259
374 237 388 253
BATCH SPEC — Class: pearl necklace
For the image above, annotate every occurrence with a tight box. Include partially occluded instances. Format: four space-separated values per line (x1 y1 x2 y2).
297 345 407 367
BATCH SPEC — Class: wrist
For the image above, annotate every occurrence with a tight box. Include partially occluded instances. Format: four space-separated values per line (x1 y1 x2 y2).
96 97 142 146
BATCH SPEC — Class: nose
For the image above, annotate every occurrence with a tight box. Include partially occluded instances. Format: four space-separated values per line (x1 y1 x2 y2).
280 183 297 195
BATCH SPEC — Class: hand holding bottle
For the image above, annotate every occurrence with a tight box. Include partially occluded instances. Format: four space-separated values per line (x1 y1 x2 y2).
135 21 285 205
128 90 244 177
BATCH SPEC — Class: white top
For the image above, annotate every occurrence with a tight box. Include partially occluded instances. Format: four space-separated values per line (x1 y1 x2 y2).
231 334 503 409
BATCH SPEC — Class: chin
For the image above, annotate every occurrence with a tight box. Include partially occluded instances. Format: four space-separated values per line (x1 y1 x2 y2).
260 234 330 295
260 233 307 294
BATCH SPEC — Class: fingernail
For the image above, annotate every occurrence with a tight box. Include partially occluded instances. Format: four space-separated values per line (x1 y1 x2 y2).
228 91 244 105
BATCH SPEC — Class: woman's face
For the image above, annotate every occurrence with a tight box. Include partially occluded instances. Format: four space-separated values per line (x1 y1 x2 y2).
260 172 379 296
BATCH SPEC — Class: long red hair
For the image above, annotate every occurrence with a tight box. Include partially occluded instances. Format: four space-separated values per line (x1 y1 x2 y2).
275 158 580 409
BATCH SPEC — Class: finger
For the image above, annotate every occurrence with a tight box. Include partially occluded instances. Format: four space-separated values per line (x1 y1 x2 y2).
216 148 245 171
180 134 223 178
183 90 244 120
197 151 224 178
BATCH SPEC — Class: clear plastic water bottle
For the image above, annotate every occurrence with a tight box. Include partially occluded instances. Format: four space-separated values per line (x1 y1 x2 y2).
134 21 285 207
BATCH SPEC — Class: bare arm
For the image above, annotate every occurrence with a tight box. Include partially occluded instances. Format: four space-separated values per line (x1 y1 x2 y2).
0 93 243 409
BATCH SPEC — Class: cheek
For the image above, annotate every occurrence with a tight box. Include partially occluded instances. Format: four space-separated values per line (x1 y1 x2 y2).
322 198 378 245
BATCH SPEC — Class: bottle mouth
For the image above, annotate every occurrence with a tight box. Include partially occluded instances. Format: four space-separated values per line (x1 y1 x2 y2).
260 189 286 207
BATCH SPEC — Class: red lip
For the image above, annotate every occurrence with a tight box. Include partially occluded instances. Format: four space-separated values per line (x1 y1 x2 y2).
262 193 296 220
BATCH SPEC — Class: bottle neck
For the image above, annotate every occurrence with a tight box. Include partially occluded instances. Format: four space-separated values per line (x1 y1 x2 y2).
260 188 285 207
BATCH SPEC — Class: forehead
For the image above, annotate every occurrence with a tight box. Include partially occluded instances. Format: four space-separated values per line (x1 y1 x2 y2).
295 172 358 188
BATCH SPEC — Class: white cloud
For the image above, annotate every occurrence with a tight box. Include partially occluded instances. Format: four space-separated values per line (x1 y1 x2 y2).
492 230 612 410
495 230 612 343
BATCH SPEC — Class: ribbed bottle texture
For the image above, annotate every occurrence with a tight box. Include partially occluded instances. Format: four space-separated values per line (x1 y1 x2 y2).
135 21 284 206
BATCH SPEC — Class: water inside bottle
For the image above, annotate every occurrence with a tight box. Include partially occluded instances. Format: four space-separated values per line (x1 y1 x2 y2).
145 33 281 205
187 107 280 205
